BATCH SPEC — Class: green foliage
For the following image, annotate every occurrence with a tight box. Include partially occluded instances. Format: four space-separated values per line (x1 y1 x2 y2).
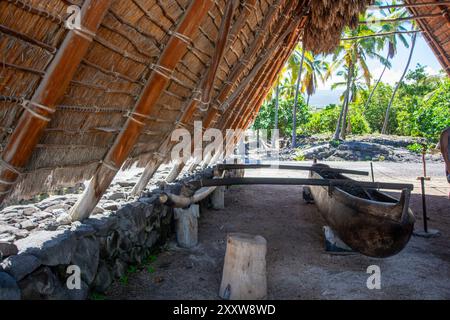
406 143 425 154
360 82 393 132
348 103 371 135
294 152 306 161
253 97 310 137
305 104 340 134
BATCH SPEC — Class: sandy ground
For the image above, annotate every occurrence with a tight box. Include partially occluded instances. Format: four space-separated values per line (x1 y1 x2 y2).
106 161 450 300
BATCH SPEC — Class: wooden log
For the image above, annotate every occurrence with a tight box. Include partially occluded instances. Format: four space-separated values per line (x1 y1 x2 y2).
174 205 200 248
69 0 213 221
130 157 162 196
219 233 267 300
0 0 112 203
211 186 225 210
165 160 185 183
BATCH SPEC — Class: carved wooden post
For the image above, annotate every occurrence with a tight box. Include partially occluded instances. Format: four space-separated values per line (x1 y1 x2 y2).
0 0 112 204
69 0 214 221
210 186 225 209
174 204 200 248
219 233 267 300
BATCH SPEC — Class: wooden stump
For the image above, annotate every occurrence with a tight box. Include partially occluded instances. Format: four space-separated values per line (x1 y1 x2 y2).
211 186 225 210
219 233 267 300
174 205 200 248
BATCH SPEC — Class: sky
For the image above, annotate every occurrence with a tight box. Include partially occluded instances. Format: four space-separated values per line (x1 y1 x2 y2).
309 29 445 107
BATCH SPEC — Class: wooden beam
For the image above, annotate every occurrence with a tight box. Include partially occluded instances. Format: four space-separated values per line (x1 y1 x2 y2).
206 14 304 167
69 0 214 221
0 0 112 204
216 164 369 176
202 0 288 130
341 30 422 41
160 0 291 180
197 1 304 169
359 13 443 24
131 0 241 192
190 177 414 191
368 1 450 10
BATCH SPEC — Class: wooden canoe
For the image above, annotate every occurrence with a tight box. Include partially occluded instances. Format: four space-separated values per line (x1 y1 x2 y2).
307 164 415 258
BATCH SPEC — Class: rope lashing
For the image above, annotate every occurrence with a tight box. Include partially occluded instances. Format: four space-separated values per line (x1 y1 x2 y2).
72 25 96 42
20 99 55 122
0 158 22 176
100 160 120 172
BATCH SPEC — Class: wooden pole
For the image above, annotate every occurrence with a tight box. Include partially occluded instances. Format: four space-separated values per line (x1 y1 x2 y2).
162 0 290 178
205 27 299 167
368 1 450 10
130 0 257 194
0 0 112 204
341 30 422 41
359 13 442 24
69 0 214 221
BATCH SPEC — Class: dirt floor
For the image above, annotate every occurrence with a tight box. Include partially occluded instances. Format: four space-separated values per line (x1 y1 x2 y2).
106 161 450 300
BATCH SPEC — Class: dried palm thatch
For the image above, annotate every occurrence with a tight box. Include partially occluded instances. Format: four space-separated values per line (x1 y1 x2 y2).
0 0 446 205
303 0 372 54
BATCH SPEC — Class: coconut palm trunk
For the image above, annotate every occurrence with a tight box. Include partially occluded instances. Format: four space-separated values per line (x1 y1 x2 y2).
382 33 417 134
364 51 390 110
274 81 280 131
334 61 354 140
292 46 305 148
339 62 354 140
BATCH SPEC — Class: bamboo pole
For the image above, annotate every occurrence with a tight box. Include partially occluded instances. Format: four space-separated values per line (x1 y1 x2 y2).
0 0 112 204
69 0 214 221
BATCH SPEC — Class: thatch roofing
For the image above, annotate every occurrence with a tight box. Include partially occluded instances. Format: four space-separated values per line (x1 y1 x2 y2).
0 0 448 206
406 0 450 75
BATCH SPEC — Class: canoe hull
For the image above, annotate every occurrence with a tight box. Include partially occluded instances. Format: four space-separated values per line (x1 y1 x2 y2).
309 169 415 258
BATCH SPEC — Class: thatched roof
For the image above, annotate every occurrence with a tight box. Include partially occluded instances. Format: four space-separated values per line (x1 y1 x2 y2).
406 0 450 75
0 0 447 205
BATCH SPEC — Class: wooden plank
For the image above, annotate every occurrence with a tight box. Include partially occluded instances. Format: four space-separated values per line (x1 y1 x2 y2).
215 164 369 176
191 177 414 191
0 0 112 204
69 0 214 221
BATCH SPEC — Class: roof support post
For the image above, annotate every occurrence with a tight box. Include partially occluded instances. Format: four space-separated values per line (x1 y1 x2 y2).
131 0 239 192
0 0 112 204
69 0 214 221
201 12 305 168
212 22 303 166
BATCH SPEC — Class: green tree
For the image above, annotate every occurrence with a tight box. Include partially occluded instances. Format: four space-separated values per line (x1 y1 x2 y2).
328 22 384 140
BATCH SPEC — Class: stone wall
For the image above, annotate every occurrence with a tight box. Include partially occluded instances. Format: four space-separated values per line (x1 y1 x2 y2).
0 196 173 300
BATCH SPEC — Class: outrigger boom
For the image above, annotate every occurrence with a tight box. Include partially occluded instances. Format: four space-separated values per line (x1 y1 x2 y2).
215 164 370 176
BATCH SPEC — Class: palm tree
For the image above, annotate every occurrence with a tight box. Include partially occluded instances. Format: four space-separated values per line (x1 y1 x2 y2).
302 52 327 109
364 2 410 111
382 31 417 134
328 23 384 140
290 44 306 148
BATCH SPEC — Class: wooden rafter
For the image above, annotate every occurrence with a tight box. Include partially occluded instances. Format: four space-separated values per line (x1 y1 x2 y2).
161 0 290 182
69 0 214 221
130 0 244 194
0 0 112 204
368 1 450 10
204 10 305 168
